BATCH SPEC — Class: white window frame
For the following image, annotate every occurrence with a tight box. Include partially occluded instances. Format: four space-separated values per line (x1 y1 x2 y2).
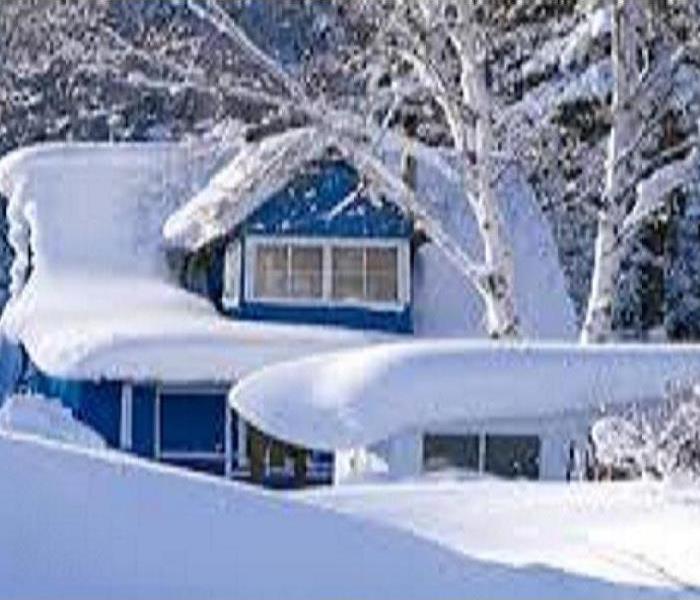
243 235 410 313
222 239 242 310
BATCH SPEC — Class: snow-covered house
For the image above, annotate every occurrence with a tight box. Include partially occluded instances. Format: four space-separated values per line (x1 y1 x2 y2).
0 139 576 485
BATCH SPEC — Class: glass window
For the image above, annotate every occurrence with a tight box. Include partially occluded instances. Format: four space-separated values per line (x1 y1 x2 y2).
366 247 398 302
332 247 365 301
484 435 540 480
251 240 403 306
290 246 323 299
255 245 288 298
423 434 480 472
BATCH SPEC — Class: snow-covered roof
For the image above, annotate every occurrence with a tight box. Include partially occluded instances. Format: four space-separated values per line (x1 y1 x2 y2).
0 143 379 382
230 341 700 450
163 127 324 250
164 133 577 340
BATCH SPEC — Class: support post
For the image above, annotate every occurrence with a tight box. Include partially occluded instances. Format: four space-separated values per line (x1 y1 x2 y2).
224 402 233 479
119 383 133 451
154 386 161 461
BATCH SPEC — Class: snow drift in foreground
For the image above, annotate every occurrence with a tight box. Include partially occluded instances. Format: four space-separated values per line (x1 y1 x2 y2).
1 431 695 600
230 341 700 451
0 394 106 450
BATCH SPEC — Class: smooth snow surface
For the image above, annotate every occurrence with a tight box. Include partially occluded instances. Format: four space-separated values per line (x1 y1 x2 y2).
230 341 700 450
0 394 106 449
0 144 380 382
302 479 700 596
1 431 696 599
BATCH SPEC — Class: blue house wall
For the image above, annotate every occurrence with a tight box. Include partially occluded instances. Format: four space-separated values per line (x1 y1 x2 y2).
242 162 412 239
224 161 414 334
20 357 333 485
24 365 231 475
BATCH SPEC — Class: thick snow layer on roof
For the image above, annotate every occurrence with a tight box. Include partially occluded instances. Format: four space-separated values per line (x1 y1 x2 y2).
0 143 377 382
3 273 381 382
163 127 321 249
230 341 700 450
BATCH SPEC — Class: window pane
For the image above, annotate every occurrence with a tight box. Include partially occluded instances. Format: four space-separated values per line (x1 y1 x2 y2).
366 247 398 302
423 434 480 472
484 435 540 480
255 245 288 298
332 247 364 301
290 246 323 299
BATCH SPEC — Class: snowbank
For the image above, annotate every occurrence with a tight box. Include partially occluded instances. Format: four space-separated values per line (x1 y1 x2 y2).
1 430 692 599
0 144 381 382
0 394 106 449
230 341 700 451
304 479 700 595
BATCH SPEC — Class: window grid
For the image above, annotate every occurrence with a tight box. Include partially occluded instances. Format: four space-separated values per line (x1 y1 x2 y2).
248 238 405 309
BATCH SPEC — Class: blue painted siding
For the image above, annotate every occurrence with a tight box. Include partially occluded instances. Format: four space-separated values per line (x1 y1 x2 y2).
242 162 413 239
19 361 334 486
132 385 156 458
225 161 414 333
230 301 412 334
27 369 122 448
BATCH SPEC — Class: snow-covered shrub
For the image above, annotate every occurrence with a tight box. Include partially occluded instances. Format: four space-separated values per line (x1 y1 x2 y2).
0 393 106 450
656 386 700 477
592 383 700 480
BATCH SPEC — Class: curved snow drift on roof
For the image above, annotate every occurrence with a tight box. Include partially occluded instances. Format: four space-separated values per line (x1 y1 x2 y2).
230 341 700 450
0 143 379 382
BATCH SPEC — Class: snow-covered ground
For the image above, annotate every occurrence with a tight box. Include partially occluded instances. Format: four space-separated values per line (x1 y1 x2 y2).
1 430 698 599
303 479 700 595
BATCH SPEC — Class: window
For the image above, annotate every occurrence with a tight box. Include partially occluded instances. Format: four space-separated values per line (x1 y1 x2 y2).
290 246 323 298
332 247 364 301
254 244 324 301
248 238 406 308
255 245 288 298
422 433 541 481
423 434 480 472
367 247 398 302
332 246 399 304
484 435 540 480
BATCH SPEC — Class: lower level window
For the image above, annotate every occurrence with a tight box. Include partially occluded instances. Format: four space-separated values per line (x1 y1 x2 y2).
423 434 480 472
423 433 541 480
485 435 540 480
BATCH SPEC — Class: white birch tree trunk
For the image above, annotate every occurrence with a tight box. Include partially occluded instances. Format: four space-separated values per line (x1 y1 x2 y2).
457 9 519 338
581 0 642 344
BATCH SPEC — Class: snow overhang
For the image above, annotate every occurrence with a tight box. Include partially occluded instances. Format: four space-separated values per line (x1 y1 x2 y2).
2 274 381 384
229 341 700 450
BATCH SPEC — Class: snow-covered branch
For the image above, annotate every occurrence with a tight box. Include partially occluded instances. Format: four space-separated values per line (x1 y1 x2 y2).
622 147 699 236
182 0 305 102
